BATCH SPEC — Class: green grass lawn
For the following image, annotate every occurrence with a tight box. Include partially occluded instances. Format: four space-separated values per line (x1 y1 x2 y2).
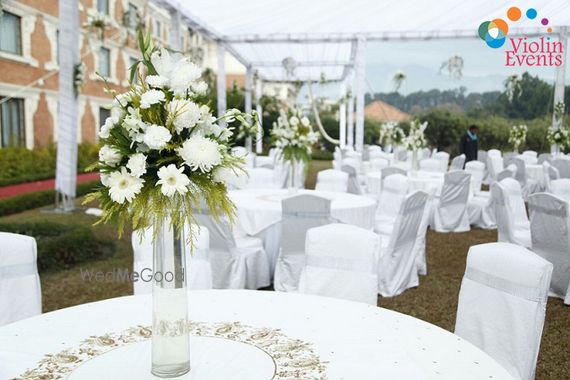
0 159 568 379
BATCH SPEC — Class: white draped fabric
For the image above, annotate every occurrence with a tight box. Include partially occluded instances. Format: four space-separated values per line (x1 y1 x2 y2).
299 223 379 305
430 171 471 233
491 179 531 248
315 169 349 193
0 290 514 379
374 174 409 235
528 193 570 304
455 243 552 380
550 178 570 201
0 233 41 326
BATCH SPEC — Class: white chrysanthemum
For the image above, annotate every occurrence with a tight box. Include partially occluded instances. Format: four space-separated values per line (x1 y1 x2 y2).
140 89 165 109
156 164 190 197
99 145 122 166
289 116 299 126
168 99 201 133
301 117 310 127
170 60 202 96
224 108 240 123
145 75 169 88
192 81 208 95
212 166 244 187
99 116 118 139
143 124 171 150
108 167 144 204
177 135 222 172
126 153 147 177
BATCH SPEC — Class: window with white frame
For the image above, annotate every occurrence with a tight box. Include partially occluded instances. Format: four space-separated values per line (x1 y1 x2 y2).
97 0 109 15
154 20 161 38
98 47 111 77
128 3 138 29
0 11 22 55
99 107 111 131
0 97 25 148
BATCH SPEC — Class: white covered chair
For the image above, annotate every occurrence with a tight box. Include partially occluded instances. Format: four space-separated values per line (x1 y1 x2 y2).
419 158 441 172
528 193 570 304
511 157 539 198
194 210 270 290
491 179 531 248
455 243 552 380
487 154 504 184
543 161 560 192
274 194 333 292
341 164 363 195
298 224 380 305
430 171 471 233
487 149 501 158
246 167 280 189
369 157 390 172
552 158 570 178
449 154 466 171
522 150 538 158
519 153 538 165
341 157 361 173
550 178 570 201
0 232 41 326
414 188 436 276
465 160 486 197
315 169 349 193
538 153 552 165
374 173 409 235
496 164 516 182
132 224 213 295
433 151 450 172
378 191 429 297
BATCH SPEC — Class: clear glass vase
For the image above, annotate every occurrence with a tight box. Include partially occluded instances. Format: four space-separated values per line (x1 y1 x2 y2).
288 159 299 194
152 222 190 378
411 149 419 175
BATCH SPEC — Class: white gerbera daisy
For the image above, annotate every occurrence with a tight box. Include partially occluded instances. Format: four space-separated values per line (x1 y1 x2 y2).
99 145 122 166
168 99 201 133
145 75 169 89
126 153 147 177
99 116 118 139
177 135 222 172
108 167 144 204
289 116 299 126
156 164 190 197
143 124 171 150
140 89 165 109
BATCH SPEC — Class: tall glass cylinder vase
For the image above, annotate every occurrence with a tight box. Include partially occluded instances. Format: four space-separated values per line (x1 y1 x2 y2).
152 221 190 378
411 149 419 176
288 159 299 194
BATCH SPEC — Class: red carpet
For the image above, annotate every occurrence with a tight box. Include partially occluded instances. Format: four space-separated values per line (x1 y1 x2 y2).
0 172 100 199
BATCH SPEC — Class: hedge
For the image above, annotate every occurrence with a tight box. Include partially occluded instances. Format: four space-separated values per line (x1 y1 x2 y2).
0 221 114 272
0 181 99 217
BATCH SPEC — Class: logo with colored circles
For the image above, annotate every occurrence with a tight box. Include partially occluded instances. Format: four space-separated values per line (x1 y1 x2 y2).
478 7 552 49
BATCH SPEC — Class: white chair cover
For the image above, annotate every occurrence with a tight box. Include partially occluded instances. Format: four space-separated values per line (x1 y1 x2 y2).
542 161 559 192
433 151 450 172
0 232 41 326
381 166 406 180
395 149 408 161
491 179 531 248
450 154 466 171
246 168 280 189
341 165 363 195
131 224 212 295
465 161 486 196
528 193 570 304
466 164 495 230
194 210 270 290
420 147 432 159
487 149 502 158
519 154 538 165
419 158 441 172
550 178 570 202
369 157 390 172
477 150 487 163
455 242 552 380
414 188 436 276
496 165 516 182
342 157 361 173
538 153 552 165
378 191 429 297
374 174 409 235
274 194 332 292
522 150 538 158
487 155 504 183
298 223 379 305
512 157 539 198
431 171 471 233
552 158 570 178
315 169 349 193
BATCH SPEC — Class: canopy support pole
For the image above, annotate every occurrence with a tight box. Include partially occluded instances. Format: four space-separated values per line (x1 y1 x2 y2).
54 0 80 211
347 87 354 148
244 66 253 152
339 81 347 148
169 9 182 50
552 27 568 154
354 36 366 152
255 77 263 153
217 44 227 127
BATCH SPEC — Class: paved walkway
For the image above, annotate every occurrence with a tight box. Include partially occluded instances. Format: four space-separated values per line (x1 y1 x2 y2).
0 172 100 199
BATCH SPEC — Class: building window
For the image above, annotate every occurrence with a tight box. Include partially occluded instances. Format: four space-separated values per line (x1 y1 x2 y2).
97 0 109 15
0 97 25 148
99 107 111 130
98 47 111 77
0 11 22 55
128 3 138 29
154 20 161 38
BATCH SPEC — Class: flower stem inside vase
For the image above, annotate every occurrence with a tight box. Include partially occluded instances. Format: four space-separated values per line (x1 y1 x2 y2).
152 222 190 378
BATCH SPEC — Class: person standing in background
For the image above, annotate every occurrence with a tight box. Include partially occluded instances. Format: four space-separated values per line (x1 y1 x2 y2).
460 125 478 162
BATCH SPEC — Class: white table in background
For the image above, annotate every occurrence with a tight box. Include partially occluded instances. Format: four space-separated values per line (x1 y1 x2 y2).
366 170 445 197
0 290 513 380
229 189 377 273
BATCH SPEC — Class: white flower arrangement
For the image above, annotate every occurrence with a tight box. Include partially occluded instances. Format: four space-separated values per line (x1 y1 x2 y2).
547 126 570 151
86 31 255 239
403 120 428 151
378 122 397 146
271 109 319 163
508 124 527 152
73 63 86 97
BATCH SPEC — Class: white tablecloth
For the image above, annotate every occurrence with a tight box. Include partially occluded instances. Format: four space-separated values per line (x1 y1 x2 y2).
0 290 513 380
367 171 444 197
230 189 377 235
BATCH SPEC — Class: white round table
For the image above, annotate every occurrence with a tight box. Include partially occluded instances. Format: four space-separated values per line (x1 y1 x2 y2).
229 189 377 273
0 290 513 380
367 171 444 197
